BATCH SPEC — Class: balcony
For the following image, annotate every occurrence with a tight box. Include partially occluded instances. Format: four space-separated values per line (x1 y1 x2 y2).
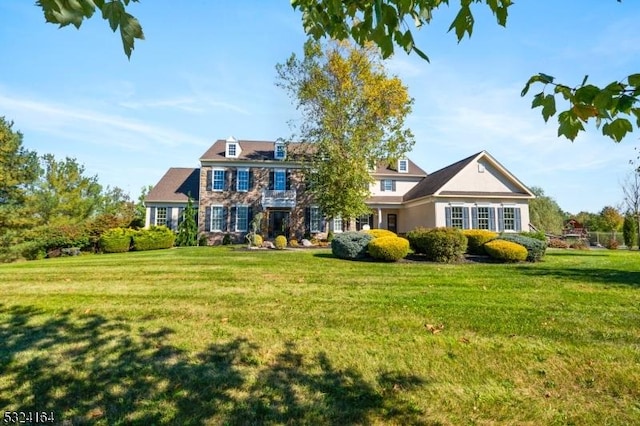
261 189 297 208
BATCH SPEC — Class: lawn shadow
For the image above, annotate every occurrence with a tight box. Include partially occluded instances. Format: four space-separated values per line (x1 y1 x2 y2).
0 304 429 425
514 267 640 288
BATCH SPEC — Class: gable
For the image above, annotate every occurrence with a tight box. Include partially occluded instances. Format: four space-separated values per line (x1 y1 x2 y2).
440 155 529 195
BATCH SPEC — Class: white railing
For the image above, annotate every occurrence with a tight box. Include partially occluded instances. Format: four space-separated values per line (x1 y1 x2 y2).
261 190 297 208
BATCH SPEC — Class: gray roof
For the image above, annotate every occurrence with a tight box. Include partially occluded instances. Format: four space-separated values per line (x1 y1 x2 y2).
403 152 480 202
146 168 200 203
372 159 427 177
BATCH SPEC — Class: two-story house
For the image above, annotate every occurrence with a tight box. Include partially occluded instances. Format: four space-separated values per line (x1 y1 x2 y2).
145 137 535 244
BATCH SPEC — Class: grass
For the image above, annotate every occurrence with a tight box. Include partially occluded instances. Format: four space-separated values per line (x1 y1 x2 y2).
1 247 639 425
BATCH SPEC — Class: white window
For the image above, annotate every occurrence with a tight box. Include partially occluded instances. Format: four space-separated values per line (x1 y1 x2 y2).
450 206 464 229
477 207 490 230
275 143 286 160
227 143 237 157
211 206 224 231
383 179 393 192
398 159 408 173
274 169 286 191
236 206 248 232
333 216 343 233
310 207 322 233
503 207 516 231
213 169 225 191
155 207 167 226
237 169 249 192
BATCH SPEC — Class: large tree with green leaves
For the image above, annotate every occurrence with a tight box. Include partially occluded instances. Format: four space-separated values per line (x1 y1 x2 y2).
176 195 197 247
276 39 414 221
528 186 565 235
36 0 637 143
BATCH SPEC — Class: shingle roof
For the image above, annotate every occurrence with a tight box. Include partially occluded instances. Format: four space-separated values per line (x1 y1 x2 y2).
146 168 200 203
200 139 280 161
373 159 427 177
403 152 480 202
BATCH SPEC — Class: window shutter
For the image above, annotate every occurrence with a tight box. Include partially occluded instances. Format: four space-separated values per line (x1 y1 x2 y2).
205 207 211 232
223 170 229 191
206 170 212 191
248 206 254 227
150 207 156 226
380 180 385 192
445 206 452 227
178 207 184 224
368 214 374 228
489 208 496 231
497 208 504 232
222 207 228 232
304 207 311 235
471 207 478 229
391 180 396 192
166 207 173 230
230 206 236 232
463 207 470 229
269 171 274 190
286 170 291 190
515 208 522 231
248 169 254 190
232 169 238 191
320 215 326 233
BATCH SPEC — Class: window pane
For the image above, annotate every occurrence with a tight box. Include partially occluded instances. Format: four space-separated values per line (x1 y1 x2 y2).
211 207 224 231
228 144 236 156
310 207 321 233
237 170 249 191
450 206 463 229
156 207 167 226
399 160 408 172
477 207 490 230
275 170 286 190
236 206 248 231
503 207 515 231
213 170 225 191
383 179 393 191
333 216 342 232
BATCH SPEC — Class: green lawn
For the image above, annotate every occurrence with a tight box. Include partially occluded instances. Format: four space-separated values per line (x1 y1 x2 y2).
1 247 639 425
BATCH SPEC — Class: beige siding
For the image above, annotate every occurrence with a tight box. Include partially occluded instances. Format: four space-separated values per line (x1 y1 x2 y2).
401 202 436 232
441 158 523 193
369 177 422 197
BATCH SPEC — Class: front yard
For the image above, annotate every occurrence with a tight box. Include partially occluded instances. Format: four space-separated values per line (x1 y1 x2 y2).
1 247 639 425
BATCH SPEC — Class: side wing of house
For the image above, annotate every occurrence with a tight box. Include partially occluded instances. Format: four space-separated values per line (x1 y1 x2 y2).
402 151 535 233
144 168 200 231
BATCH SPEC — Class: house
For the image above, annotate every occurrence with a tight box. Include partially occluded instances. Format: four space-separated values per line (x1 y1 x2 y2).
145 137 535 244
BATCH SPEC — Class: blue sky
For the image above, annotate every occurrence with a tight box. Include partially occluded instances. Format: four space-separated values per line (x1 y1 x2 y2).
1 1 639 214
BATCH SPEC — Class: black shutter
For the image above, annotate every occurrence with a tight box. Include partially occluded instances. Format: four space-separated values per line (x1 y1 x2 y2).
368 214 374 228
248 169 254 190
223 170 229 191
248 206 254 229
286 170 291 190
269 171 274 190
205 206 211 232
230 206 236 232
304 207 311 234
231 170 237 191
206 170 212 191
166 207 173 230
222 207 228 232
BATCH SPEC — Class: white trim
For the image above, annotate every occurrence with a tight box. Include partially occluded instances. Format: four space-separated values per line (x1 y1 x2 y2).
235 205 249 232
398 159 409 173
212 168 226 192
274 142 286 160
210 205 225 232
236 168 250 192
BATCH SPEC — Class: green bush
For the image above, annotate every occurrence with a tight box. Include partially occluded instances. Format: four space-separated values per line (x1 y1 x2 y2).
274 235 287 250
222 233 233 245
518 231 547 241
331 232 373 260
368 236 409 262
462 229 497 255
132 226 176 251
498 233 547 262
407 227 467 263
15 241 46 261
327 230 334 242
548 238 570 249
363 229 397 239
198 233 209 246
24 223 91 255
485 240 528 262
99 228 132 253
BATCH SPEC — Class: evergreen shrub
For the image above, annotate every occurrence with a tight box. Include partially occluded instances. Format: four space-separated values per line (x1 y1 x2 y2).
275 235 287 250
368 236 409 262
99 228 132 253
331 231 373 260
498 233 547 262
363 229 397 239
484 240 527 262
132 226 175 251
462 229 497 255
407 227 467 263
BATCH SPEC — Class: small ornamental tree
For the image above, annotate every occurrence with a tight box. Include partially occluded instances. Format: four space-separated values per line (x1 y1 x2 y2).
176 195 198 247
622 213 638 249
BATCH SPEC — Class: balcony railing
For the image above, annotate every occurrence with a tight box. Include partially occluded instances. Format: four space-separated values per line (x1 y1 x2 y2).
261 190 297 208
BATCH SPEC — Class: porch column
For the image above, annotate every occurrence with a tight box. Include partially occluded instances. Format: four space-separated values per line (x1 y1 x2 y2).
377 208 382 229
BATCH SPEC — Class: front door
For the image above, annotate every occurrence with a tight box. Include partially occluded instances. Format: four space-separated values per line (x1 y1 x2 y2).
269 210 290 238
387 214 397 234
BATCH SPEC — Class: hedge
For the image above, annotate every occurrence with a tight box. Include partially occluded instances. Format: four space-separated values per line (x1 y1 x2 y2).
484 240 527 262
368 236 410 262
363 229 397 239
331 232 373 260
132 226 176 251
99 228 133 253
498 233 547 262
406 227 467 263
462 229 497 255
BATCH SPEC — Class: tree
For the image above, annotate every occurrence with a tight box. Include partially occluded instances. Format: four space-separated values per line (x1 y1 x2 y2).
36 1 637 142
528 186 565 235
176 195 197 247
622 213 638 249
599 206 623 234
132 184 153 228
276 39 414 221
30 154 103 225
621 167 640 248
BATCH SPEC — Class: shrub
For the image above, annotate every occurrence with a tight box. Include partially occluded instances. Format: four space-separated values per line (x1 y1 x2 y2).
363 229 397 239
548 238 570 249
606 239 619 250
570 239 590 250
518 231 547 241
498 233 547 262
462 229 497 255
222 233 233 245
15 241 46 261
24 223 91 255
274 235 287 250
331 231 373 260
99 228 132 253
289 239 299 247
327 230 334 242
198 233 209 246
252 234 263 247
132 226 176 251
407 227 467 263
485 240 527 262
368 236 409 262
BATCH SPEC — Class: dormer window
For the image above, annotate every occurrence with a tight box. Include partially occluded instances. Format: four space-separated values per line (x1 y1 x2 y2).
275 142 286 160
398 159 408 173
225 136 240 158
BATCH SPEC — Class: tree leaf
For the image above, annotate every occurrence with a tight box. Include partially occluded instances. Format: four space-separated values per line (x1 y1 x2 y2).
541 94 556 122
602 118 633 142
627 73 640 87
574 84 600 104
557 110 584 141
448 5 474 41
